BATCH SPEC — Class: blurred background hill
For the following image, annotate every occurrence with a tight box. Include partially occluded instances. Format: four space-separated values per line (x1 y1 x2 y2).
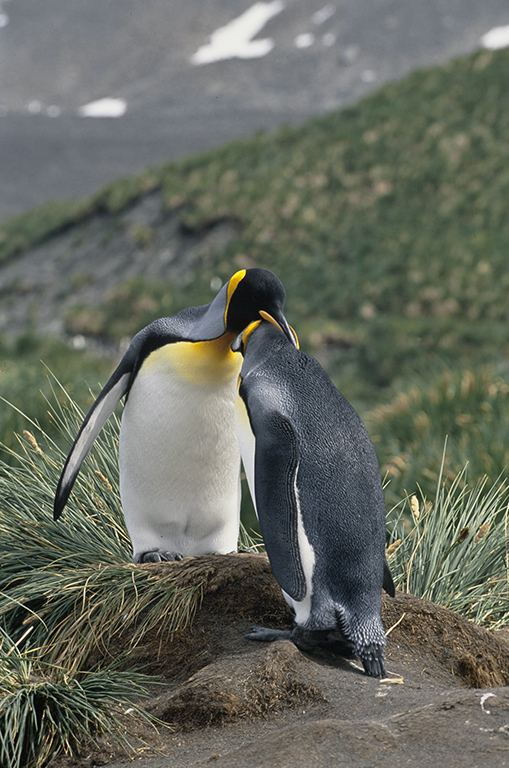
1 1 509 510
1 0 508 220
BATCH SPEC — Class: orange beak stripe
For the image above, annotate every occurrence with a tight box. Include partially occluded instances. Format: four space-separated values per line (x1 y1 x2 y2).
259 310 284 333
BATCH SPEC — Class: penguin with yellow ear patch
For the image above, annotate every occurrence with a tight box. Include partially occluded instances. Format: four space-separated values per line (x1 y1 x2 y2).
54 268 295 563
233 320 395 678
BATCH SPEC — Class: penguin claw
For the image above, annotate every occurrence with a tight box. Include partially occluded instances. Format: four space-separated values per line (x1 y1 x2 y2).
358 646 387 678
135 550 184 563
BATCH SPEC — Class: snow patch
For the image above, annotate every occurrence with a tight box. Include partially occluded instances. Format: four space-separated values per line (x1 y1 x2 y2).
294 32 315 49
481 24 509 50
312 5 336 26
361 69 377 83
191 1 284 65
78 98 127 118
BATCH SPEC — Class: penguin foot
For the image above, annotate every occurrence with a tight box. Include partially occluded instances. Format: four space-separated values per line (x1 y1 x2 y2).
358 645 387 678
134 550 184 563
245 625 292 642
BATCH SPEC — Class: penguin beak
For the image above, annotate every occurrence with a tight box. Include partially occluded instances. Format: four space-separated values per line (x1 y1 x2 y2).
259 311 299 348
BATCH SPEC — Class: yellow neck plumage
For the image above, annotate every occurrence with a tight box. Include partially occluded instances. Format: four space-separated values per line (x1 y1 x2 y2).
142 333 241 386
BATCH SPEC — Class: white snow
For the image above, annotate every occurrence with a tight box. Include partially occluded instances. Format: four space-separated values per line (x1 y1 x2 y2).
361 70 376 83
0 11 8 27
27 100 42 114
78 97 127 118
294 32 315 49
322 32 336 47
312 5 335 26
191 1 284 65
481 24 509 50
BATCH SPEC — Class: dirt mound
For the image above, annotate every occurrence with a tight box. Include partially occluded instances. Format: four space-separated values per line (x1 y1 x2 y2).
54 553 509 768
147 641 322 728
120 553 509 692
382 591 509 688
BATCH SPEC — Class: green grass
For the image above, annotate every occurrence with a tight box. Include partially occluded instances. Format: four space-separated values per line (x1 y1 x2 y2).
366 364 509 505
0 333 113 455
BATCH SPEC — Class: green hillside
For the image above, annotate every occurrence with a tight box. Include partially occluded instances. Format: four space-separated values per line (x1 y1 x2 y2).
1 46 509 502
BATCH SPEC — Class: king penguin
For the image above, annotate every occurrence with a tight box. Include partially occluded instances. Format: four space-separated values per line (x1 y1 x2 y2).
233 319 395 678
54 268 295 563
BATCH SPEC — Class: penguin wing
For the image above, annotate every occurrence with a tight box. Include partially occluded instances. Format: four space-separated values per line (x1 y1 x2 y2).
250 408 307 602
53 365 132 520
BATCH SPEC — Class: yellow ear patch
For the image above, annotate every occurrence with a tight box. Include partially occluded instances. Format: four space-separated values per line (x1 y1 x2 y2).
224 269 247 325
241 319 262 348
142 333 242 386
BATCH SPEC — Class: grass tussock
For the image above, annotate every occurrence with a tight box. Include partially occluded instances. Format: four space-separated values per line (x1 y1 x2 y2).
387 453 509 628
0 626 156 768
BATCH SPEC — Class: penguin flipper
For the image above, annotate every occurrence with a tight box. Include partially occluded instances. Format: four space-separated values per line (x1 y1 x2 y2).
251 409 307 602
383 558 396 597
53 368 131 520
245 625 293 642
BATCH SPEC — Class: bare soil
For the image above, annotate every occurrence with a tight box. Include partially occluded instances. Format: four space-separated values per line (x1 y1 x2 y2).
52 553 509 767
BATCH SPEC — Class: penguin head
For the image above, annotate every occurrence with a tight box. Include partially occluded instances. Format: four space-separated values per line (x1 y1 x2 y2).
225 268 297 346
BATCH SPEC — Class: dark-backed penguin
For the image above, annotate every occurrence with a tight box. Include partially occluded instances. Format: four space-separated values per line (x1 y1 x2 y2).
233 320 395 678
54 268 295 563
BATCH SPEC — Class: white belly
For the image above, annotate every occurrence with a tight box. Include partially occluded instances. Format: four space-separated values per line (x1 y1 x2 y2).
119 342 242 559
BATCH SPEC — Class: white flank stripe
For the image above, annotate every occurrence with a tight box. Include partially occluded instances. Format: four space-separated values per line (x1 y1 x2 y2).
292 461 315 625
191 1 285 65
